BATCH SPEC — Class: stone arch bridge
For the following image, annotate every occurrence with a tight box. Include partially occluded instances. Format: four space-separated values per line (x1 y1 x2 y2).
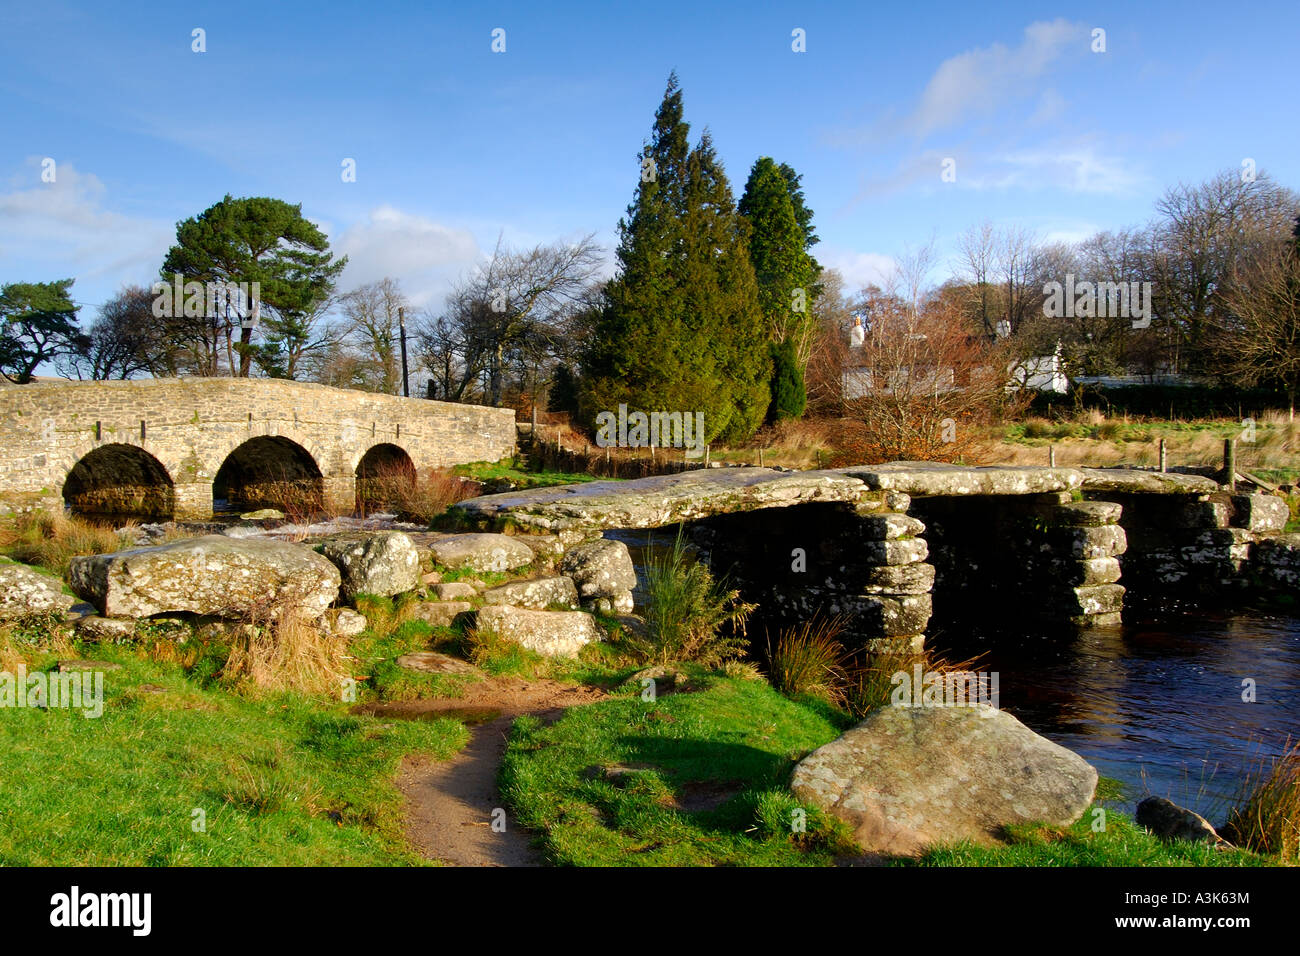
0 378 515 519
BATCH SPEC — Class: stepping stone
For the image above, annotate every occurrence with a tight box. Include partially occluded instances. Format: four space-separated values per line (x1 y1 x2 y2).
56 660 122 672
395 652 479 675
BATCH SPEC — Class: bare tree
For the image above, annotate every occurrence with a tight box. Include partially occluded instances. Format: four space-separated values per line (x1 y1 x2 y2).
836 253 1026 464
1219 228 1300 419
339 278 408 394
1149 169 1300 373
415 234 602 407
58 285 173 380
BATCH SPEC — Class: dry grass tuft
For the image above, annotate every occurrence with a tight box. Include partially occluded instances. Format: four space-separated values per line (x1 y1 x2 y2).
1223 738 1300 861
2 511 134 578
765 615 848 700
220 597 349 697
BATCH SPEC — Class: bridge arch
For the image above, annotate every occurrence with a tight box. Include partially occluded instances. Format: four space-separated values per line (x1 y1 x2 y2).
62 443 175 521
213 435 324 514
355 442 417 512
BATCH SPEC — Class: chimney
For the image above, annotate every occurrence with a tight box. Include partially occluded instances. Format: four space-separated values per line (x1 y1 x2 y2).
849 316 865 348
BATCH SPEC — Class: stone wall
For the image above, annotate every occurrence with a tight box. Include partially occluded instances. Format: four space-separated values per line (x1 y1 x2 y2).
0 378 516 518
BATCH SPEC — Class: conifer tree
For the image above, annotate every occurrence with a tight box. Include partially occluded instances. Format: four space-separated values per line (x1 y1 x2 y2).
739 157 822 418
582 74 769 444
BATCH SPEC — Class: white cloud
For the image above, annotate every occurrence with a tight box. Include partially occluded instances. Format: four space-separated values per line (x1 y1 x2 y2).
983 147 1144 195
905 19 1087 138
822 249 897 293
0 158 174 292
330 206 482 308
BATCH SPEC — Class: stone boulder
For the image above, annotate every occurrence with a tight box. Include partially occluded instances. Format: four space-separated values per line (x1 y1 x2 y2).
474 605 601 658
316 531 420 600
411 600 473 628
1135 796 1221 844
431 582 478 601
324 607 368 638
790 704 1097 856
73 615 136 643
0 562 77 620
430 533 534 573
480 575 580 610
559 538 637 612
68 535 341 621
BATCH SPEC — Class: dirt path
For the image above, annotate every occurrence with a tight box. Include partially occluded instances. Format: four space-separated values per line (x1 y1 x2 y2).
387 678 606 867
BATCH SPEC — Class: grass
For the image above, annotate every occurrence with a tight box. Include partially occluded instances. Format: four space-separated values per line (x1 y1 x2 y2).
765 615 848 701
1222 737 1300 861
453 458 601 489
499 674 858 866
0 623 468 866
912 814 1270 867
0 511 135 578
346 593 480 702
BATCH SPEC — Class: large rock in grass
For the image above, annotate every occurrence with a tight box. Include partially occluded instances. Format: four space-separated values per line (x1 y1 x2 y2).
68 535 341 621
430 533 534 573
790 704 1097 856
474 605 601 658
0 561 77 620
559 538 636 611
1135 796 1221 844
480 576 579 610
316 531 420 600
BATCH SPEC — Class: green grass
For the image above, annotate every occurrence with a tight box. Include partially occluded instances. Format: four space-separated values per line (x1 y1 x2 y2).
499 674 859 866
453 459 602 489
0 641 468 865
346 594 481 702
911 813 1272 867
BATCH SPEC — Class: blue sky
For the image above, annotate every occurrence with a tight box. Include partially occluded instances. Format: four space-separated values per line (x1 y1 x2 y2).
2 0 1297 318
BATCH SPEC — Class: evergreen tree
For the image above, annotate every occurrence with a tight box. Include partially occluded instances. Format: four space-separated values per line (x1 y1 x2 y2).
768 339 806 422
582 74 769 444
681 133 770 441
739 158 822 417
548 363 581 415
0 279 85 383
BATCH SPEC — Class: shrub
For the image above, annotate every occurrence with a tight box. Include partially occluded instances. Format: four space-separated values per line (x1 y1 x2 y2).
627 527 755 667
357 464 475 524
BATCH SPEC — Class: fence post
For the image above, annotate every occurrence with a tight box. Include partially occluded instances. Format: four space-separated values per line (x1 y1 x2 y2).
1159 438 1167 473
1224 438 1237 491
